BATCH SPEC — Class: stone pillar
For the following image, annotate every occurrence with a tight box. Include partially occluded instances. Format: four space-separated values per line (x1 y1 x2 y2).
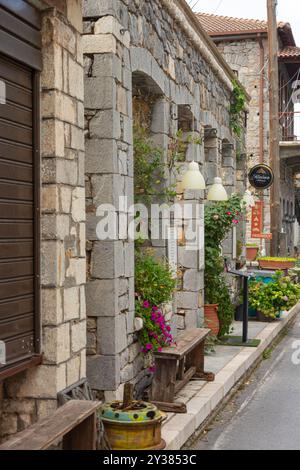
83 4 136 399
1 2 86 439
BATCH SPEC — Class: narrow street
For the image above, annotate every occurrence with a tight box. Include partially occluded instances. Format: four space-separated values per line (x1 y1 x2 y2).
187 314 300 450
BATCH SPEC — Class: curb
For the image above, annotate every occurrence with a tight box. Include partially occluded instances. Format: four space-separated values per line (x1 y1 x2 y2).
162 303 300 450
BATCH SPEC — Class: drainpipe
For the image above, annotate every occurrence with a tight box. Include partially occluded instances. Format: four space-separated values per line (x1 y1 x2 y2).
258 35 265 164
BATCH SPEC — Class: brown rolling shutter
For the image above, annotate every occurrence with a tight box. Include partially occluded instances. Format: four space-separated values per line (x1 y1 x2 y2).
0 0 41 377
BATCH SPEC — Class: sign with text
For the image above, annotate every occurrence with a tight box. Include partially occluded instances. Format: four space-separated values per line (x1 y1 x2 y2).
251 201 273 240
249 164 274 190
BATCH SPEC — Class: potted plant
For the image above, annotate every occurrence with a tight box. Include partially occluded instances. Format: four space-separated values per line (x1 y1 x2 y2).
246 244 259 262
257 257 297 271
249 272 300 321
204 195 244 337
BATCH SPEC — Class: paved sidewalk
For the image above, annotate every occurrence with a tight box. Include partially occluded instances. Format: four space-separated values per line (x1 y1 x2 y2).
162 304 300 450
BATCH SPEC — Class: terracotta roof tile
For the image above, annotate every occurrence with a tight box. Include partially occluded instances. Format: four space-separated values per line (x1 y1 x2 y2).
279 46 300 59
196 12 286 36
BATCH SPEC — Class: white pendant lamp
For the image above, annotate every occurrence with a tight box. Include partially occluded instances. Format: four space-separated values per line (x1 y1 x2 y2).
182 161 206 191
207 177 228 201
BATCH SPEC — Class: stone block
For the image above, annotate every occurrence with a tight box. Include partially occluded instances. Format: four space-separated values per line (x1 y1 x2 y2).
42 287 63 326
70 124 85 151
87 355 120 390
178 247 198 269
66 355 81 387
151 100 170 134
56 159 78 186
71 320 86 353
91 241 124 279
84 76 116 110
85 138 118 174
71 187 86 222
42 214 70 240
60 186 72 213
97 315 127 355
184 310 198 329
86 279 119 317
91 54 122 81
89 109 121 140
41 43 63 91
83 34 117 54
66 258 86 285
176 292 198 310
91 173 124 207
94 15 130 48
41 241 65 287
42 185 59 213
183 270 203 292
41 119 64 158
64 286 80 321
36 399 58 420
124 242 134 277
67 0 82 33
43 323 70 364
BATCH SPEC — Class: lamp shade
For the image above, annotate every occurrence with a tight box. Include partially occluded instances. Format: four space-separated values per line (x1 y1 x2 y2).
182 161 206 190
207 177 228 201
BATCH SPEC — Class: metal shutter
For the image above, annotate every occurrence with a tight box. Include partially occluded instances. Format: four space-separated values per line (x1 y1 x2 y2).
0 0 41 376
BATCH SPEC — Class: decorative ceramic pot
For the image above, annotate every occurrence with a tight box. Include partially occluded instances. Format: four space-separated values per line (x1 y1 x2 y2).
246 246 259 262
258 260 296 270
204 304 220 336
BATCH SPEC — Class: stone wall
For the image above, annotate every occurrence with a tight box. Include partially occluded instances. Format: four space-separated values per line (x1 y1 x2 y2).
83 0 239 397
0 1 86 440
217 38 296 252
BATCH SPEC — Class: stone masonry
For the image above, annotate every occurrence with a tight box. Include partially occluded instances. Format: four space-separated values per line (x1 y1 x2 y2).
83 0 244 397
0 1 86 440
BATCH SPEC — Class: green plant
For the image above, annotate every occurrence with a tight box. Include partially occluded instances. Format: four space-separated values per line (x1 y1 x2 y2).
205 195 244 336
230 80 246 137
246 243 259 248
135 252 177 356
249 272 300 318
135 252 176 307
257 257 297 262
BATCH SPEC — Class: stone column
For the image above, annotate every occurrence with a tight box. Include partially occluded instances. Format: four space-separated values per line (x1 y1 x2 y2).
83 3 136 400
1 2 86 439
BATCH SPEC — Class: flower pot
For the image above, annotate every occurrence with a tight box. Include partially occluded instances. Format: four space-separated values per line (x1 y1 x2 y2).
246 246 259 262
258 259 296 270
204 304 220 336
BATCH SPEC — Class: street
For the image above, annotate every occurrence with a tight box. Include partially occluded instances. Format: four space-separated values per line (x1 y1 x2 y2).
187 314 300 450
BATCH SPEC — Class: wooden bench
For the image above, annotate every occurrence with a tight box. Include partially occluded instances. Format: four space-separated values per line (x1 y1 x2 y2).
0 400 101 450
151 329 215 413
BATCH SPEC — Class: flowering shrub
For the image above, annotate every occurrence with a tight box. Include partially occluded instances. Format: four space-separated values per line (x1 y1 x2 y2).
205 195 245 336
136 301 174 355
249 272 300 318
135 253 176 367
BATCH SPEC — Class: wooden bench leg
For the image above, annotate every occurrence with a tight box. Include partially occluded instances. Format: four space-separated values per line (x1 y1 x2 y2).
63 413 97 450
151 357 177 403
186 341 215 382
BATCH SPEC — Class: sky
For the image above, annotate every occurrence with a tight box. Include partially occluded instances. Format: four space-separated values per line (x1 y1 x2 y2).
187 0 300 44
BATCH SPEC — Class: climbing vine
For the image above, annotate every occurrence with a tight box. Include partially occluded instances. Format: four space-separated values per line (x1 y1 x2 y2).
230 80 247 137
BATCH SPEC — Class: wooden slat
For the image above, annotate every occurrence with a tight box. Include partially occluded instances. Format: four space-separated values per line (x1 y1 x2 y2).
0 120 32 145
175 367 197 394
3 333 34 363
0 7 41 48
0 401 101 451
0 296 33 320
154 329 211 359
0 181 33 201
0 55 32 89
4 81 32 109
0 277 34 300
0 1 42 30
0 102 32 127
0 240 33 259
0 143 33 165
0 221 33 238
0 313 34 340
0 241 33 259
0 29 42 71
0 201 33 219
0 259 34 279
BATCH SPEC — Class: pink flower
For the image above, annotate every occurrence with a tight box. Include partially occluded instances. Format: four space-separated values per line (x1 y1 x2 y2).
227 212 232 216
148 366 156 373
232 219 239 225
166 326 171 332
146 343 153 351
143 301 150 309
158 347 163 352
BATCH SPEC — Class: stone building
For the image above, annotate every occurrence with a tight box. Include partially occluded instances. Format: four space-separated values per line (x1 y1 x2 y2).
83 0 247 401
197 13 300 254
0 0 248 441
0 0 86 440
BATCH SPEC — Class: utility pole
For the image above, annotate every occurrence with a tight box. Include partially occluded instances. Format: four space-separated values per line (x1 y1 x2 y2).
267 0 281 256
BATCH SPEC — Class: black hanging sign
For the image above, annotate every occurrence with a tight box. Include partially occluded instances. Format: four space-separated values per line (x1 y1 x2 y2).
248 164 274 190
